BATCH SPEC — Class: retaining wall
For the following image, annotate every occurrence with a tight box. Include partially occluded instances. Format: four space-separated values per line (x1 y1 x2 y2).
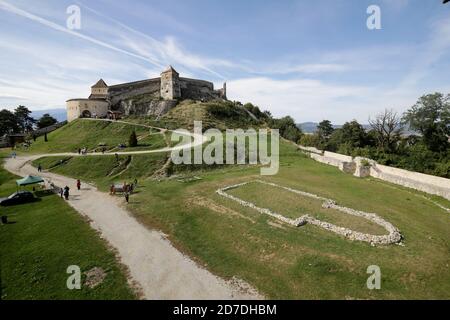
370 164 450 200
300 145 450 200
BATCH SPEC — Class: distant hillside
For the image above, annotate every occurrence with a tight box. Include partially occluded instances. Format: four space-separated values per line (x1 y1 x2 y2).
298 122 371 134
31 109 67 122
297 122 417 136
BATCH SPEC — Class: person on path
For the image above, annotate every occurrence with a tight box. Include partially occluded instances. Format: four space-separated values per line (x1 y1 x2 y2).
37 164 42 172
60 187 63 198
63 186 70 200
78 148 81 155
76 179 81 191
124 191 130 204
110 184 115 195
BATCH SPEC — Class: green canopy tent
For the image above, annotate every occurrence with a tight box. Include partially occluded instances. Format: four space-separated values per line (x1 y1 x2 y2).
16 175 44 191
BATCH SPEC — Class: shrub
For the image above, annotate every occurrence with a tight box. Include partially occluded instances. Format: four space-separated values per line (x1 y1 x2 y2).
129 131 138 147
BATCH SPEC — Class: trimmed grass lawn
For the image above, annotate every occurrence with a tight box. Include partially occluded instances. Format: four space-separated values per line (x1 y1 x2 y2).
31 141 450 299
0 151 136 300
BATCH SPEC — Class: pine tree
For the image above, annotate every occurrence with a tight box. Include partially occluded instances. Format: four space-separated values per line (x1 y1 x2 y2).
129 131 138 147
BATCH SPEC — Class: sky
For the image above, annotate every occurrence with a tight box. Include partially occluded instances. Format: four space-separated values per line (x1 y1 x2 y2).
0 0 449 123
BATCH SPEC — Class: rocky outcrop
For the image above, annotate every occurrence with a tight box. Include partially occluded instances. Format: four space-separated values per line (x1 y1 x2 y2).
119 99 178 117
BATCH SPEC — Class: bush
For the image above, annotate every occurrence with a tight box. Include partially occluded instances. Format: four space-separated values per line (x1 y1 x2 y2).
299 134 320 147
128 131 138 147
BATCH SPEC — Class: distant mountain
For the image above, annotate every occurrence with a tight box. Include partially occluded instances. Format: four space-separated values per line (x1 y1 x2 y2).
297 122 319 134
297 122 417 136
297 122 373 134
31 109 67 122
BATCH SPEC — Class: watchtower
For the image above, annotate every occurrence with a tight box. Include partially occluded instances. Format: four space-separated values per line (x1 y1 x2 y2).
160 66 181 100
90 79 108 99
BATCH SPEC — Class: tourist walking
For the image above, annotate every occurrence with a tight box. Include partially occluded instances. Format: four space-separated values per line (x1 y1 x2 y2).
37 164 42 172
78 148 81 155
59 187 64 198
110 184 115 195
76 179 81 191
124 191 130 204
63 186 70 200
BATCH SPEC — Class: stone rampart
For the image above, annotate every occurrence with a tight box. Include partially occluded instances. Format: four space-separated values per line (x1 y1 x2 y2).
300 145 450 200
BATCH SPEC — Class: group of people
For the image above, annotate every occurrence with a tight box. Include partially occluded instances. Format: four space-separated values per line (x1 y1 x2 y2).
59 179 81 201
60 186 70 200
77 147 88 155
109 179 138 204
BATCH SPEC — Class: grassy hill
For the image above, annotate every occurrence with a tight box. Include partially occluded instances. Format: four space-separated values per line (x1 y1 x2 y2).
124 100 265 131
19 119 165 154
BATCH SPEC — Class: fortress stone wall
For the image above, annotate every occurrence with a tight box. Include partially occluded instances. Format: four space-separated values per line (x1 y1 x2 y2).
66 99 109 122
302 146 450 200
66 66 227 121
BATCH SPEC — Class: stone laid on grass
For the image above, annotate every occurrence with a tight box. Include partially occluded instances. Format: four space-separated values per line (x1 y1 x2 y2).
217 180 402 246
84 267 107 289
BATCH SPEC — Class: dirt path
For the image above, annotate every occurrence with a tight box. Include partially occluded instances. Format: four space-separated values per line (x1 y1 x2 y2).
4 156 262 299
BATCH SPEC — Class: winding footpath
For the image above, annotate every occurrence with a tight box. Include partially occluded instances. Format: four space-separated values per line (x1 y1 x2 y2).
3 119 261 300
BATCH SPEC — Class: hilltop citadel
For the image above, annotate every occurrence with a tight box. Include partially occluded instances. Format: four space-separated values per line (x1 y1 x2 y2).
66 66 227 122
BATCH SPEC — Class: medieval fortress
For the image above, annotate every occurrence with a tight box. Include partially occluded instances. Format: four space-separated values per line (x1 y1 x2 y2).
66 66 227 122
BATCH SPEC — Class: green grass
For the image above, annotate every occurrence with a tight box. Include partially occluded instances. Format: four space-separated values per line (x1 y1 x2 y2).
32 153 168 189
0 150 136 300
30 140 450 299
18 119 165 154
227 181 388 235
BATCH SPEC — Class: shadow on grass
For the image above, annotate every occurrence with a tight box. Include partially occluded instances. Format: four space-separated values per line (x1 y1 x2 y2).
35 190 56 198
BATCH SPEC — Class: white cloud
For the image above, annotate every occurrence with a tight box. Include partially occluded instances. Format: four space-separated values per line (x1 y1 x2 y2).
227 77 374 123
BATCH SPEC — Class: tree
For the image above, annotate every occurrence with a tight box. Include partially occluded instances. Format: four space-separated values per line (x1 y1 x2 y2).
317 120 334 139
129 131 138 147
340 120 367 150
14 105 35 133
402 93 450 152
316 120 334 149
299 133 320 148
369 109 403 153
37 113 57 129
0 109 20 136
269 116 303 142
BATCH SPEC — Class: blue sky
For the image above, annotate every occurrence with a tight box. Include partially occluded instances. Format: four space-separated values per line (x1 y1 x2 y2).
0 0 449 123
